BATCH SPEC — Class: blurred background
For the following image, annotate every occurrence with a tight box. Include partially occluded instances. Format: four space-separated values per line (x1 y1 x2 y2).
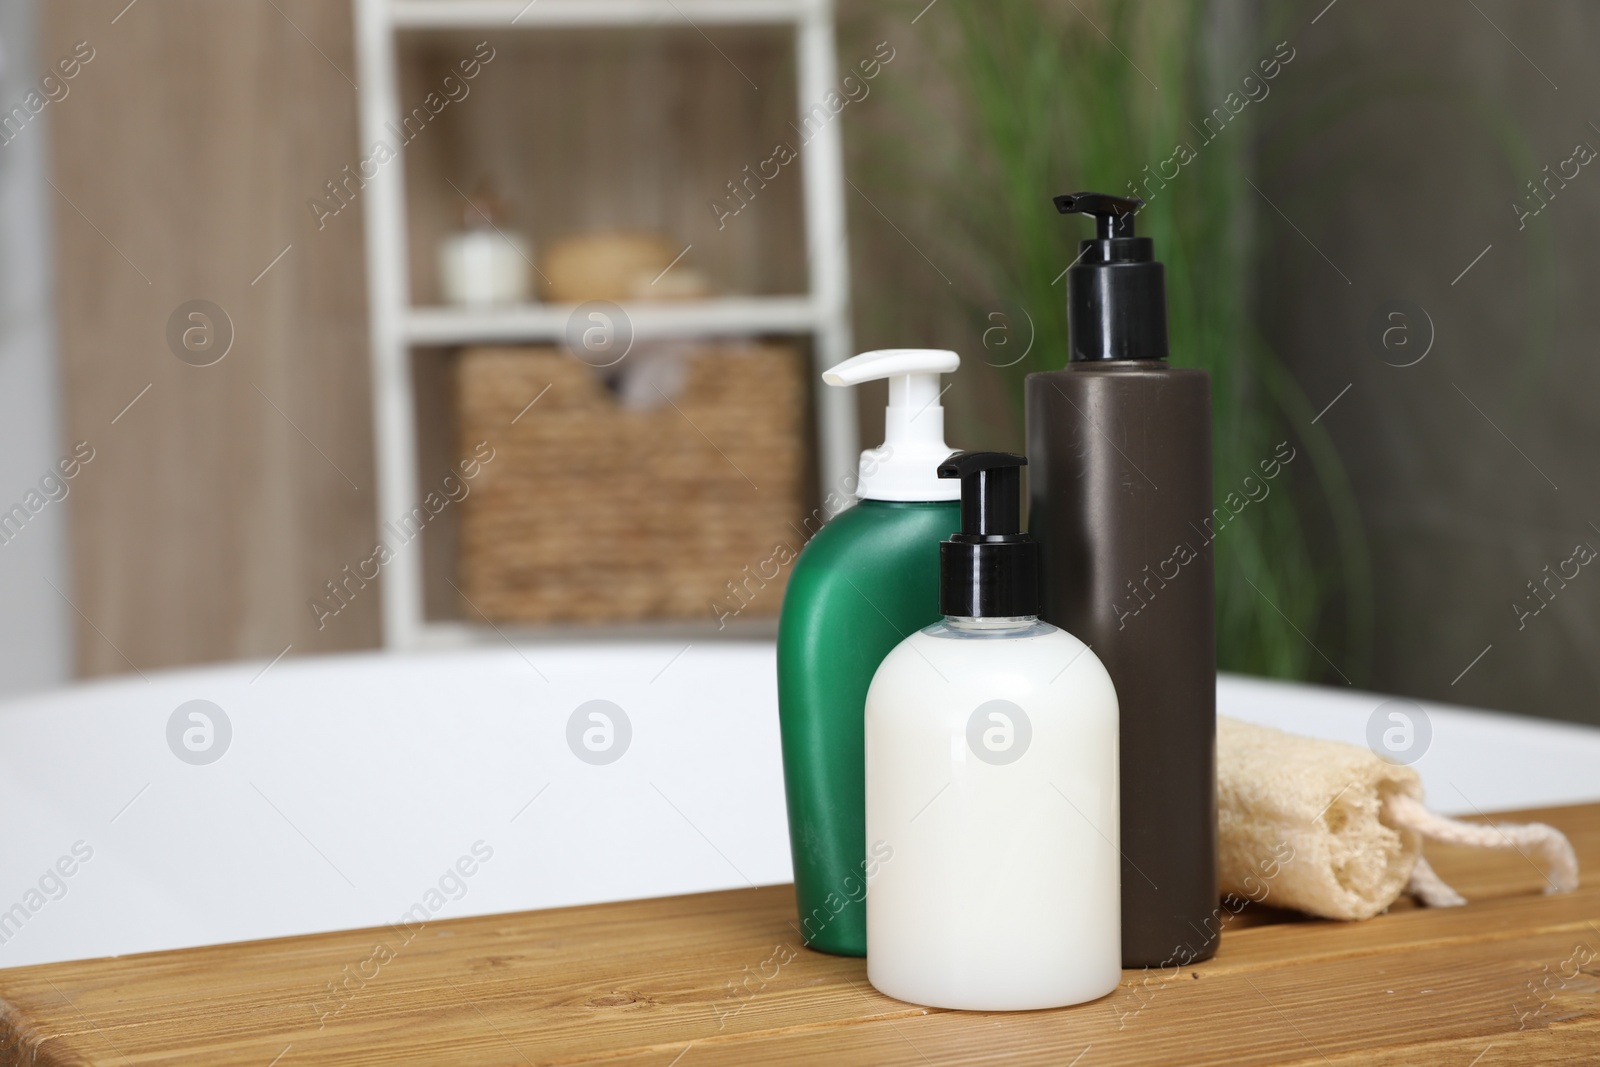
2 0 1596 725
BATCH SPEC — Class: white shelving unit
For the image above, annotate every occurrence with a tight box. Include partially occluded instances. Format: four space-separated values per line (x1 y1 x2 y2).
351 0 858 649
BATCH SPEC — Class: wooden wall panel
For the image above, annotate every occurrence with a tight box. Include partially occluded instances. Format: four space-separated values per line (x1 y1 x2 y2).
43 0 379 676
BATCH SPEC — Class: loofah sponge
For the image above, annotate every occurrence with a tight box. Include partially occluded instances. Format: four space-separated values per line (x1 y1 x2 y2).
1218 716 1578 921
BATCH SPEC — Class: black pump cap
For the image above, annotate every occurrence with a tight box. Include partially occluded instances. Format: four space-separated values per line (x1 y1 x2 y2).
937 452 1040 618
1055 191 1169 362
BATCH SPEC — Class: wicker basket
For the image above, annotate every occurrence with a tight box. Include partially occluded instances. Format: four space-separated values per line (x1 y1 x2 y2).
455 343 808 624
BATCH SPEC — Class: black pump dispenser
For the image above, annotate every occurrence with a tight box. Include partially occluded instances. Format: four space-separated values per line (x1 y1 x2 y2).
936 452 1038 618
1055 192 1169 363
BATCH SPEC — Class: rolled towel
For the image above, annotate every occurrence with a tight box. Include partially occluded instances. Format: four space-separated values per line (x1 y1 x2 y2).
1218 716 1578 920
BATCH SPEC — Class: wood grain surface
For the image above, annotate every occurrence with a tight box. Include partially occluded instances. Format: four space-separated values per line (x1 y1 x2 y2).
0 802 1596 1065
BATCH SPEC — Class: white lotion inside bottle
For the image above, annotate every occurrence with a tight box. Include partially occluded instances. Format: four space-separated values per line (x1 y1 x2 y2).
865 452 1121 1011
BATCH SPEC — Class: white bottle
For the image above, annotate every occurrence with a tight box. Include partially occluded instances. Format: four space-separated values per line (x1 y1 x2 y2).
865 451 1121 1011
440 228 531 306
439 184 531 307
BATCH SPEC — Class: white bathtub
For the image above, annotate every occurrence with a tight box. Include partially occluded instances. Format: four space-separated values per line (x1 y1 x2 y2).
1 642 1596 970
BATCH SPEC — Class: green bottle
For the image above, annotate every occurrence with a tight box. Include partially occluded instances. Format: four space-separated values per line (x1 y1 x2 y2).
777 349 963 956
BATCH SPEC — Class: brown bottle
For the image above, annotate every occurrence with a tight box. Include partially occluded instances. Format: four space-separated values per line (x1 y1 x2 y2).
1025 193 1217 969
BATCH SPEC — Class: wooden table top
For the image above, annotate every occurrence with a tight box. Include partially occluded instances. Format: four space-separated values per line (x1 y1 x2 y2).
1 802 1596 1066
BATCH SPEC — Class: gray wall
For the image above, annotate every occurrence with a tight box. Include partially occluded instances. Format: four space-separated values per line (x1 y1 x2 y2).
1259 1 1600 724
0 0 73 696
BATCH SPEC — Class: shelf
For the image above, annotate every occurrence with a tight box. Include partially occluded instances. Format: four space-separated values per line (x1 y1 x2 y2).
403 296 821 346
389 0 817 29
356 0 856 648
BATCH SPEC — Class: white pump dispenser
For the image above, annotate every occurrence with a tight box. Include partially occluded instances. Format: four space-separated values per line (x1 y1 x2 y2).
822 349 960 502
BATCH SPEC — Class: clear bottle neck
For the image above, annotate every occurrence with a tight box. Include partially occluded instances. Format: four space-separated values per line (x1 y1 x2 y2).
923 614 1056 640
943 615 1038 633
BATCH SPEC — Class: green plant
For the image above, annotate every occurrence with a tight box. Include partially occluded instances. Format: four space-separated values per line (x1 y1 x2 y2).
885 0 1372 682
